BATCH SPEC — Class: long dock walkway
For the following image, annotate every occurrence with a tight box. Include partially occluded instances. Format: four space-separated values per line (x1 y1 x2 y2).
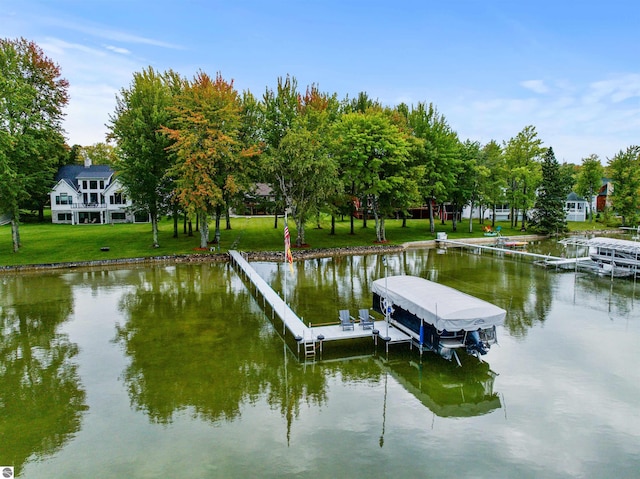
437 238 594 270
438 238 561 260
228 250 412 353
229 250 307 338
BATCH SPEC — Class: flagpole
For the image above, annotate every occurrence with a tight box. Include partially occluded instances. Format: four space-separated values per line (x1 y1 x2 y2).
383 255 389 338
283 208 294 336
284 209 287 336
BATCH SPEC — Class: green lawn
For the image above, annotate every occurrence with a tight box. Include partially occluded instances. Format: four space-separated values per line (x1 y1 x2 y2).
0 213 610 267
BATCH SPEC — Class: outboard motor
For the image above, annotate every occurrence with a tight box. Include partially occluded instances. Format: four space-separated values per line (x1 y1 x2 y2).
437 345 454 361
466 330 488 355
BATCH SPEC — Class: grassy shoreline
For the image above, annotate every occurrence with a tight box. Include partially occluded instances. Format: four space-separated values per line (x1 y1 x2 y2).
1 214 611 271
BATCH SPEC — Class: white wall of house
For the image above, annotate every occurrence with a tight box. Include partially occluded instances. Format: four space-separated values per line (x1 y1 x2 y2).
462 196 594 223
50 177 141 224
461 204 525 222
565 199 589 222
103 180 132 223
50 181 79 224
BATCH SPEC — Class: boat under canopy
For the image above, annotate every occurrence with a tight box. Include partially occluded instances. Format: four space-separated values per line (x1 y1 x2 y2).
371 275 506 332
371 275 506 362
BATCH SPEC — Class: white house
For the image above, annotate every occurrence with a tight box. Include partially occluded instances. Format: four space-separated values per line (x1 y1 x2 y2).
50 157 147 225
461 203 525 222
564 192 590 222
462 192 592 223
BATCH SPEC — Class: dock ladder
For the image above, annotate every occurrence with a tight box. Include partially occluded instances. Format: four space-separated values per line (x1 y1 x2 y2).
303 340 317 360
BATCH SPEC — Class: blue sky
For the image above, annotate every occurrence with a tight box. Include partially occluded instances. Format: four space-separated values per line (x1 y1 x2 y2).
3 0 639 164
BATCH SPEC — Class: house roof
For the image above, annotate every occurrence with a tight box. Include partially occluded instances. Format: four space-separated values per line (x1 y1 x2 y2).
566 192 586 202
55 164 114 190
598 183 611 195
253 182 273 197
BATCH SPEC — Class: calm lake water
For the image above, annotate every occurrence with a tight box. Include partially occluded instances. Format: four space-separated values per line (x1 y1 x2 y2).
1 242 639 478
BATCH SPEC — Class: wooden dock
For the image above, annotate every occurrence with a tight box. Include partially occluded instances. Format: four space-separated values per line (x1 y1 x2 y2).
228 250 412 357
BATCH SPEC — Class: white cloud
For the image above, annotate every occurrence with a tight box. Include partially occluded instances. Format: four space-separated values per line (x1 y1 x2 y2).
521 79 549 94
38 37 146 145
105 45 131 55
440 72 640 163
584 73 640 104
43 15 183 50
66 83 119 146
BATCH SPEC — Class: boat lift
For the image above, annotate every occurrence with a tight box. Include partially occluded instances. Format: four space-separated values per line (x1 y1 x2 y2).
559 236 640 279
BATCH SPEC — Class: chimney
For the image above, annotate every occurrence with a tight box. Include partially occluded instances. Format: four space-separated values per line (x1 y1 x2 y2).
83 151 92 168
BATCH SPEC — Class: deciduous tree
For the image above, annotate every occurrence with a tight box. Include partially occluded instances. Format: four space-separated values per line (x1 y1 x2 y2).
575 154 604 222
164 72 252 249
405 102 459 234
607 145 640 226
479 140 507 227
332 109 411 242
266 127 338 246
265 85 340 246
109 67 184 247
0 38 69 251
81 142 120 167
503 125 543 230
260 75 300 230
454 140 487 233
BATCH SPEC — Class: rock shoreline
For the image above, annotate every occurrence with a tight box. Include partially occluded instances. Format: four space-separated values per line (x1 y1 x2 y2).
0 229 623 273
0 244 406 273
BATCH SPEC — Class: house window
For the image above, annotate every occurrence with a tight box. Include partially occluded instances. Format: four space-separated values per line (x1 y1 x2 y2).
90 180 98 189
100 180 104 189
56 193 72 205
89 193 99 204
111 192 125 205
134 211 149 223
57 213 72 221
78 212 101 224
82 180 87 189
111 212 126 221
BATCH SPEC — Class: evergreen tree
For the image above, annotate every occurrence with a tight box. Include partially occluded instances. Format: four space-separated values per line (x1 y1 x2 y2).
531 147 568 234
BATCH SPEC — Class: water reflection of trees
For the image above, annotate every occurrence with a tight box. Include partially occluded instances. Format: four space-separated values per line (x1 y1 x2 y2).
114 248 592 432
114 264 337 428
266 248 557 338
405 248 556 337
0 274 86 475
572 274 638 318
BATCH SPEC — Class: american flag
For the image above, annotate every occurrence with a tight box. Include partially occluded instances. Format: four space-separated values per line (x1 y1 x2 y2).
284 224 294 273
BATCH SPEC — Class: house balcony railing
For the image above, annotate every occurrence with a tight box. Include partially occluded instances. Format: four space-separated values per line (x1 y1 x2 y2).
68 203 108 209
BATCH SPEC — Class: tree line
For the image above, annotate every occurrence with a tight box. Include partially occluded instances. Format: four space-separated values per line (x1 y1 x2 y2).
2 37 639 252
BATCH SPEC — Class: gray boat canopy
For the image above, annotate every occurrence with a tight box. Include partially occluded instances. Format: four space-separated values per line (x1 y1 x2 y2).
372 275 506 332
